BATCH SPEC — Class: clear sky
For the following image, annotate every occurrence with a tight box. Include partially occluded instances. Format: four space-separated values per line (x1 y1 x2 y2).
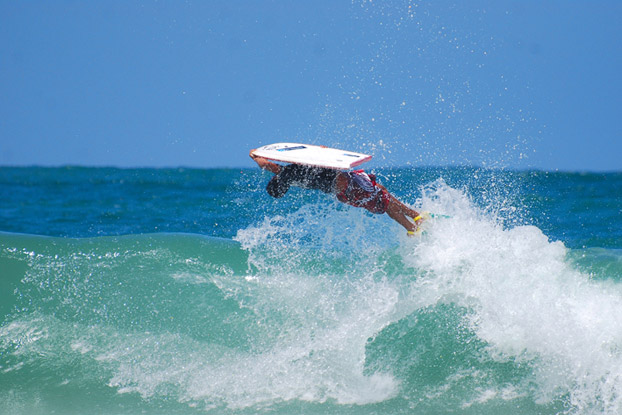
1 1 620 171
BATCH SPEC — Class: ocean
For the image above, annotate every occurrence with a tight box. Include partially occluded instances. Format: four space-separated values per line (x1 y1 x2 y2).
1 166 621 415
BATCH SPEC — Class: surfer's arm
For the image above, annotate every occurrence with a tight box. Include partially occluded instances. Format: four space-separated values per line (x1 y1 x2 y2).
249 149 282 174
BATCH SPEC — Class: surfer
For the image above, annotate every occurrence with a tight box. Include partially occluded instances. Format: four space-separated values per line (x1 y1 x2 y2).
250 150 423 234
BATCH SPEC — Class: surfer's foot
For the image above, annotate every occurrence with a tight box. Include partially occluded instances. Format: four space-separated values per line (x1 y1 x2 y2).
406 212 430 236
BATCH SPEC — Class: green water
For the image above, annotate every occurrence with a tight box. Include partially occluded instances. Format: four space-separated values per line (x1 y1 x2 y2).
1 167 621 414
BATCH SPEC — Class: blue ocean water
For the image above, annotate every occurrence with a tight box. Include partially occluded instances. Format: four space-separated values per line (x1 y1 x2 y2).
1 166 621 415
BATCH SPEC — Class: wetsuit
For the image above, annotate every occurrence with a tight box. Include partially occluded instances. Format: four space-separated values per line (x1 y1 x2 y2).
266 164 389 215
266 164 339 197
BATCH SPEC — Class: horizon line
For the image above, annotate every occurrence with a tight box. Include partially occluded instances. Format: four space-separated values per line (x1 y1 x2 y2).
0 163 620 174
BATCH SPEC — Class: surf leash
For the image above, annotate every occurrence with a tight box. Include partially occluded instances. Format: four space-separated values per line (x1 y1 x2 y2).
406 211 451 237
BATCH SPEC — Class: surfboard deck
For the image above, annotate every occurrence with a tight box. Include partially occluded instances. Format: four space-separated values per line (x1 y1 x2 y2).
251 143 372 170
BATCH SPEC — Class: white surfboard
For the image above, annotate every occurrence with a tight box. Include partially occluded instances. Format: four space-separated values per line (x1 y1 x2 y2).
251 143 372 170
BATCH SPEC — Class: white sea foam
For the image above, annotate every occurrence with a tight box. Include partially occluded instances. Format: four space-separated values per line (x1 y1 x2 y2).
403 180 622 414
100 269 402 409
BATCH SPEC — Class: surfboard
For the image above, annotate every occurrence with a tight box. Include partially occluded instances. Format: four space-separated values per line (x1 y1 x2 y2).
251 143 372 170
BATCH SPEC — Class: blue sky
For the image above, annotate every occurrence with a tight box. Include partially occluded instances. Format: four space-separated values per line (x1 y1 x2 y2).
1 1 620 171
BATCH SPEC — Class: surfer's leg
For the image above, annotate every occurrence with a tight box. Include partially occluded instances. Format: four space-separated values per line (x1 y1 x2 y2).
391 195 419 219
385 194 421 232
374 184 421 231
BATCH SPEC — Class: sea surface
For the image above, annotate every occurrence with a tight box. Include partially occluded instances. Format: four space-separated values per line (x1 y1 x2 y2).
1 166 621 415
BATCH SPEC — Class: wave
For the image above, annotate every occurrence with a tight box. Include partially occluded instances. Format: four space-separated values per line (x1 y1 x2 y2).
1 181 621 414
